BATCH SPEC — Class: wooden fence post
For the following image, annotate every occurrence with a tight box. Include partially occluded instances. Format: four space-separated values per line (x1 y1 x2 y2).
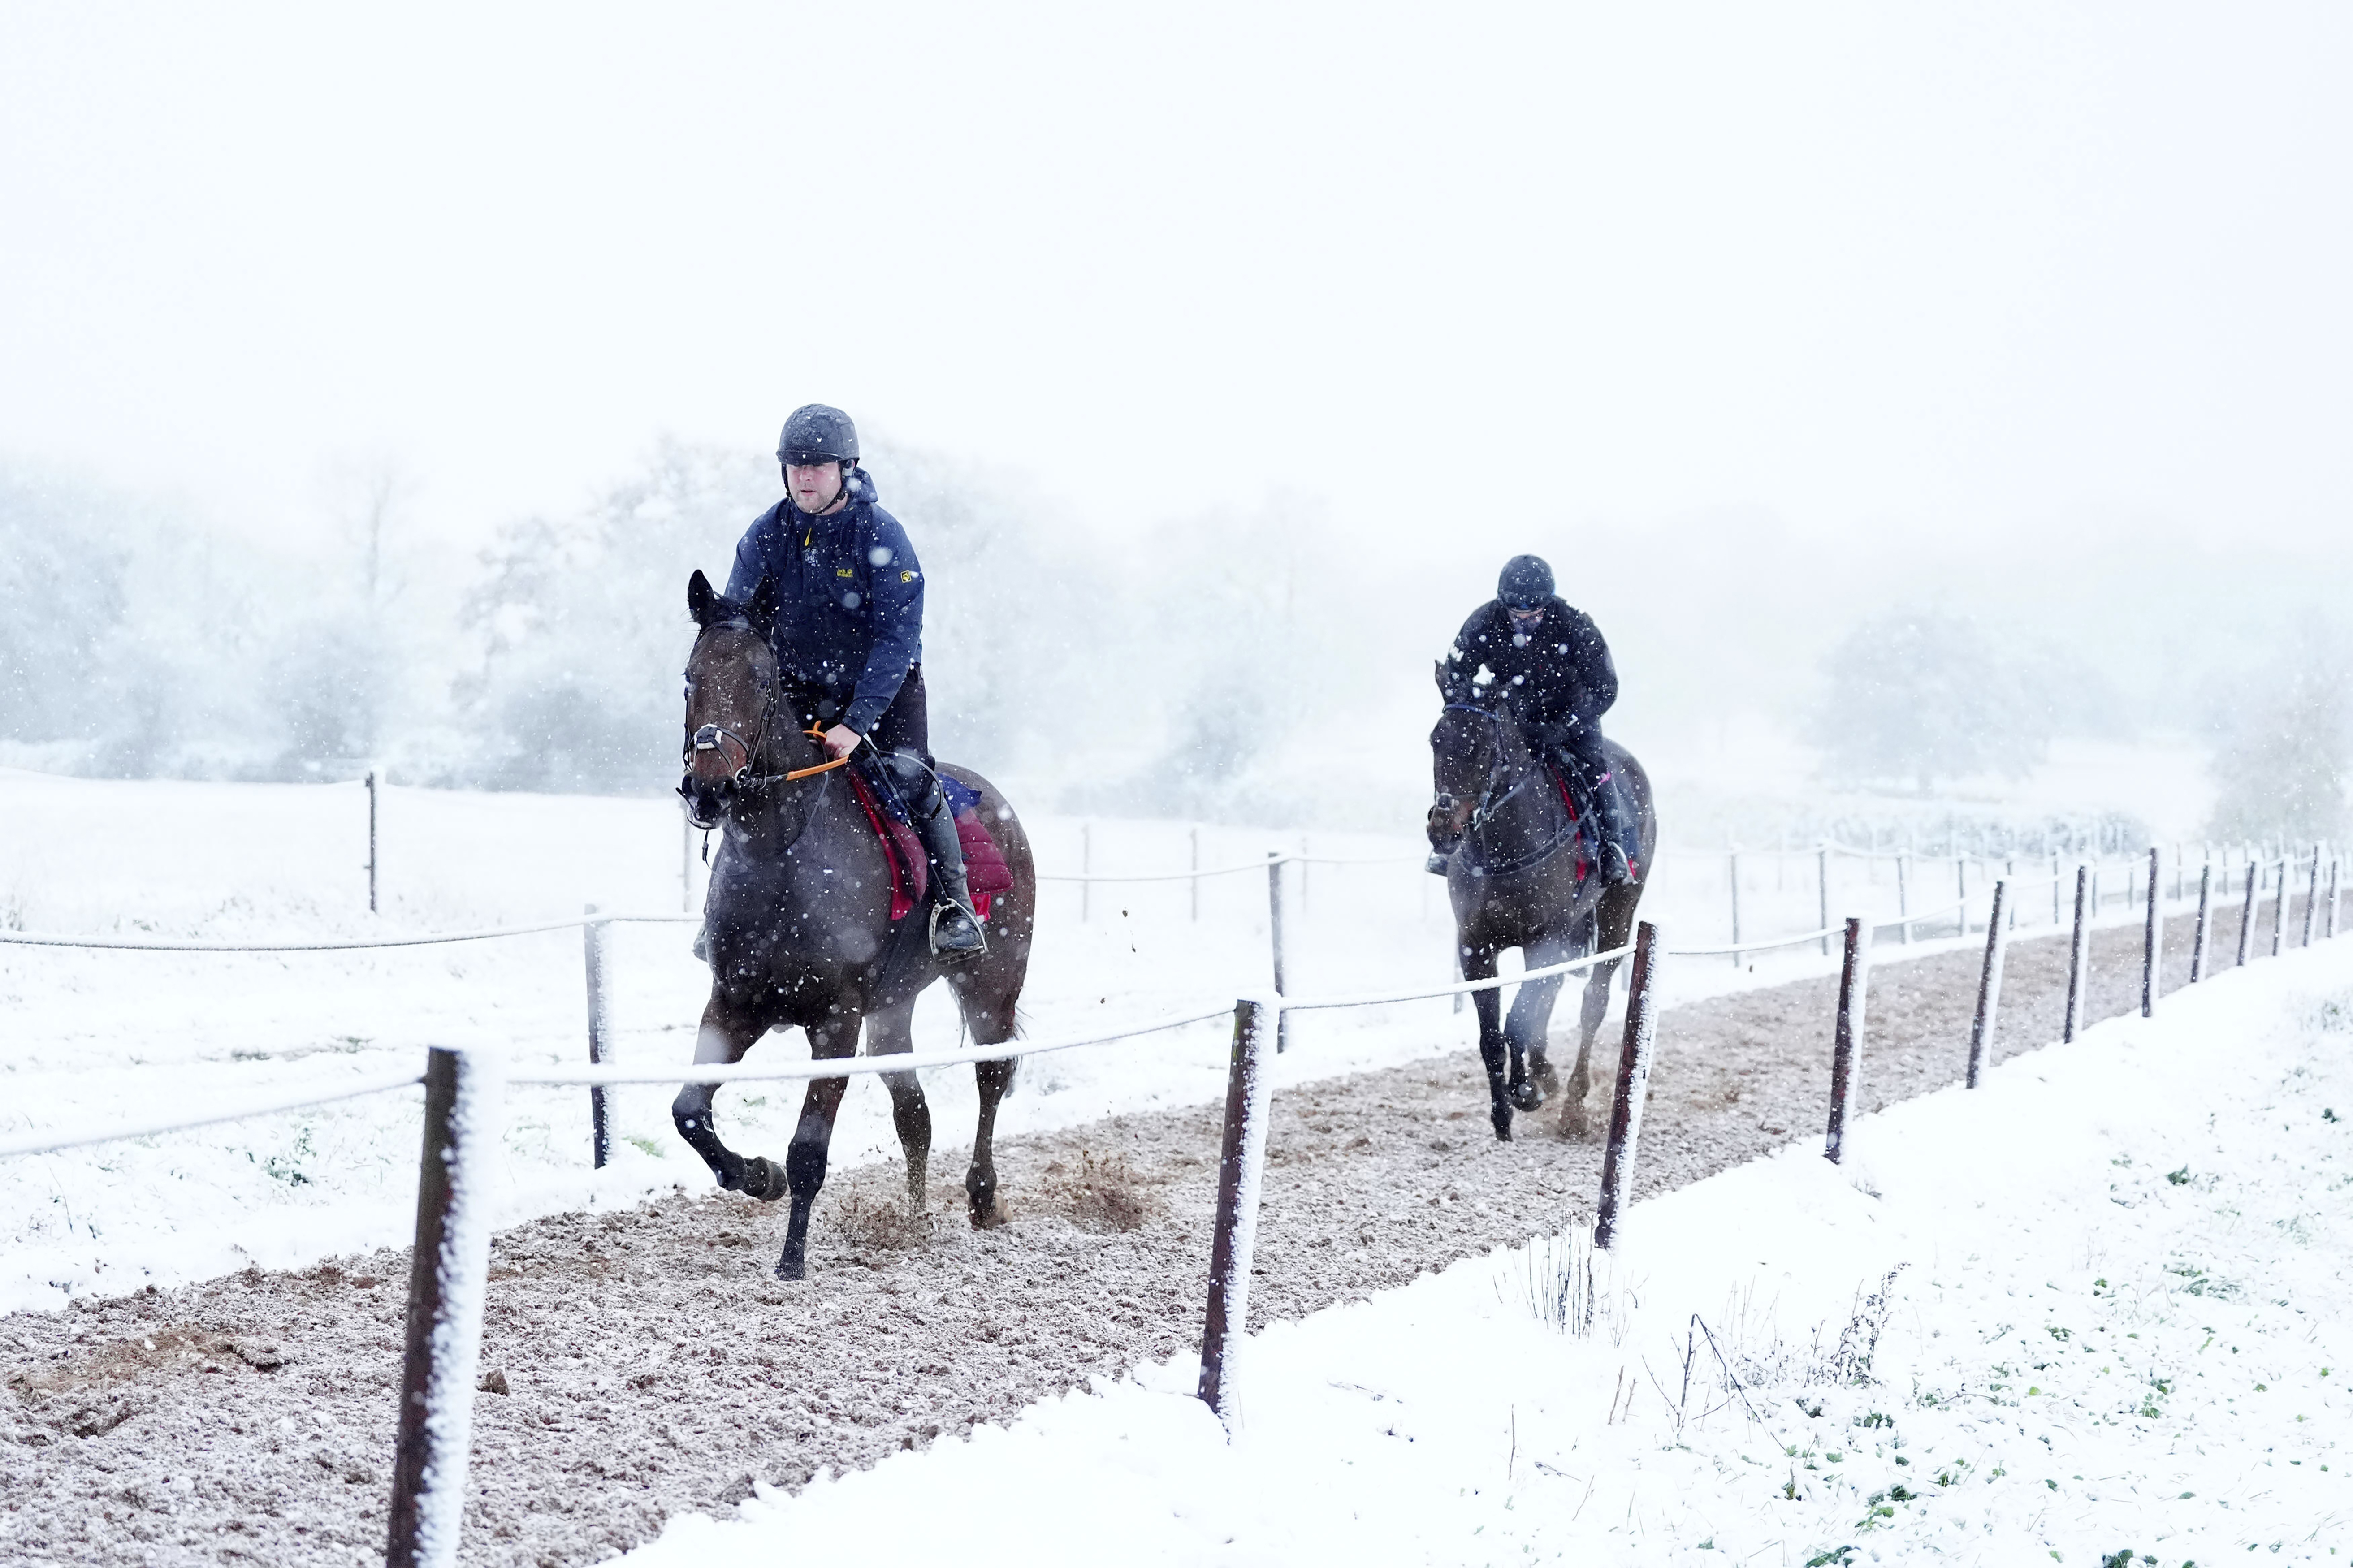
1266 853 1290 1054
583 906 611 1169
1080 822 1092 924
2303 851 2321 947
1817 846 1831 956
2189 863 2213 983
1825 918 1871 1163
2236 862 2258 967
1593 921 1664 1249
681 812 692 913
367 770 380 915
1966 882 2008 1088
1197 996 1278 1431
1190 826 1202 923
2330 857 2341 940
1727 850 1742 967
1895 852 1910 945
388 1046 504 1568
2142 847 2162 1017
2271 858 2289 958
2064 865 2091 1042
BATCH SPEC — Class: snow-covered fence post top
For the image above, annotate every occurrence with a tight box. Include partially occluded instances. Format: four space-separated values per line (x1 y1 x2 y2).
1197 994 1278 1432
388 1045 505 1568
1824 918 1870 1164
1593 920 1665 1250
1966 882 2008 1089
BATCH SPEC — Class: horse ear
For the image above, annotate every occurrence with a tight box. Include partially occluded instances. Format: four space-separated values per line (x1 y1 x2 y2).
1433 659 1447 693
747 574 779 633
688 569 718 627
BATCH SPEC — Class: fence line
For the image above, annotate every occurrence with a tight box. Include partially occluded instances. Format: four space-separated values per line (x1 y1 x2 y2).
0 1070 425 1160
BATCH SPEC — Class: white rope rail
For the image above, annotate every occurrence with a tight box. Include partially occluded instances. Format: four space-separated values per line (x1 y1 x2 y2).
509 1002 1237 1087
1281 942 1636 1011
0 1070 426 1160
1036 849 1422 885
0 910 698 953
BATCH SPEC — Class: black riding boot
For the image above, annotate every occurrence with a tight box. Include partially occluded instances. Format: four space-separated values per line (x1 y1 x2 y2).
1590 774 1637 885
888 756 988 964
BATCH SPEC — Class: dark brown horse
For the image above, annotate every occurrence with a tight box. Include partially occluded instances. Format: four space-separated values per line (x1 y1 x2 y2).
673 570 1037 1279
1427 688 1656 1140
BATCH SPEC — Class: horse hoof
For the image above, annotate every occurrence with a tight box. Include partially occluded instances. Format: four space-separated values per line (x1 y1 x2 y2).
1490 1108 1514 1141
738 1156 787 1201
1510 1080 1544 1113
772 1251 805 1282
1557 1107 1592 1141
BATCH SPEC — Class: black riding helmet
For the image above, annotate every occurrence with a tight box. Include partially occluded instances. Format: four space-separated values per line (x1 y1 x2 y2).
1497 554 1554 610
777 404 860 467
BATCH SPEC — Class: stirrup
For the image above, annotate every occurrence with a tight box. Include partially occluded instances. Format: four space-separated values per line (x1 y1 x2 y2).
928 900 988 963
1598 844 1636 885
1425 853 1452 876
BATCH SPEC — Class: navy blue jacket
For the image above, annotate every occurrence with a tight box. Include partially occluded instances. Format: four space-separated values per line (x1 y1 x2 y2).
725 469 925 737
1442 596 1617 732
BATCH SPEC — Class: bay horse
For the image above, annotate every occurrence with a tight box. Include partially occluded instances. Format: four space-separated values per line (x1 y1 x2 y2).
1426 679 1656 1140
673 569 1037 1279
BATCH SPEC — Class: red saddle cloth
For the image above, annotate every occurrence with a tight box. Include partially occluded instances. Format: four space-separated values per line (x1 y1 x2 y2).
844 770 1015 924
1545 764 1594 883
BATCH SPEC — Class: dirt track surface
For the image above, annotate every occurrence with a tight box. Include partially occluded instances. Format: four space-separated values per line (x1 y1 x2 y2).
0 908 2259 1565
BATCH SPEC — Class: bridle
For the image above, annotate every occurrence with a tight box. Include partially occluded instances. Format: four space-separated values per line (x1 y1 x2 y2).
1433 700 1579 875
679 619 850 827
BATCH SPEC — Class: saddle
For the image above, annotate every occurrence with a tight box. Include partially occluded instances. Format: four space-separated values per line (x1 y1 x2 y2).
1542 763 1595 883
843 768 1014 923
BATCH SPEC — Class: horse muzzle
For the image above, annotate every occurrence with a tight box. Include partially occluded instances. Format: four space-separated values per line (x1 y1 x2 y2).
678 774 730 830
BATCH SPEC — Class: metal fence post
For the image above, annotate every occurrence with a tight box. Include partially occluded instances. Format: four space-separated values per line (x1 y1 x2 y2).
1197 996 1277 1431
388 1046 503 1568
367 770 380 914
1593 921 1664 1249
1966 882 2008 1088
1825 917 1871 1163
2064 865 2091 1042
1266 852 1290 1054
2189 863 2213 983
583 906 611 1169
2142 847 2161 1017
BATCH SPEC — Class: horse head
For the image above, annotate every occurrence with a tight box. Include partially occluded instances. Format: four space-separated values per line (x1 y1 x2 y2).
1428 663 1501 851
679 569 787 828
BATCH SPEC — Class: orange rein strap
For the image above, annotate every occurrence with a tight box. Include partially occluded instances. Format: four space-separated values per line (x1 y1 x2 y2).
783 726 852 782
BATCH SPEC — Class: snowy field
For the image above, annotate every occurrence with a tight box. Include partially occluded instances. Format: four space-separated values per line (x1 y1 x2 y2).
0 766 2093 1313
622 924 2353 1567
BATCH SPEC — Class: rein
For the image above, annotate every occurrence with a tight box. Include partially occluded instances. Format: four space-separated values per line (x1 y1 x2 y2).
1436 701 1581 877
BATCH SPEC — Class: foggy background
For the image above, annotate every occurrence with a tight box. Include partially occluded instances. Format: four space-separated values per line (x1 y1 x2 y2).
4 1 2348 849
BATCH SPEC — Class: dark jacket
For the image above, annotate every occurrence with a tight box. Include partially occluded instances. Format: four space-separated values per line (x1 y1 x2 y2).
1441 596 1617 732
725 469 924 738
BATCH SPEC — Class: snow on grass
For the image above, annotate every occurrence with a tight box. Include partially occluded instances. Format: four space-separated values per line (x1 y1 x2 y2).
619 936 2353 1567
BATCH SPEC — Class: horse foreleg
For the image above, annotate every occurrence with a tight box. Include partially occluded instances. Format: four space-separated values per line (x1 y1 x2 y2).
1561 963 1615 1139
865 1001 932 1218
1506 936 1572 1114
671 998 777 1194
776 1016 859 1281
1464 943 1512 1140
967 1057 1016 1228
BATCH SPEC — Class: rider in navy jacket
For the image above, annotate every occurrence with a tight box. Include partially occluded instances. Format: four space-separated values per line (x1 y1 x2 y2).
1440 555 1637 883
724 467 924 741
720 405 986 963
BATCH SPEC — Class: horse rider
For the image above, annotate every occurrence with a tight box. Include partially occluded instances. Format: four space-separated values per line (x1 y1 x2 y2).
1437 554 1638 885
722 403 988 961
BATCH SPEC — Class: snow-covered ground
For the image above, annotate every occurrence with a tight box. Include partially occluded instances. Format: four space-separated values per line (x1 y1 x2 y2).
621 929 2353 1567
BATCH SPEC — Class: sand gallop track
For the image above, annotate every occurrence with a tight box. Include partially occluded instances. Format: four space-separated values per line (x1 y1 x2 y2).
1 911 2242 1566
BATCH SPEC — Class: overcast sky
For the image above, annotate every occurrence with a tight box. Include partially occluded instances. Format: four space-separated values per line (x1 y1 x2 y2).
4 0 2347 561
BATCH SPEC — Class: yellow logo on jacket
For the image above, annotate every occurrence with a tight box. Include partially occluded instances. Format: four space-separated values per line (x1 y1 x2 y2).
900 570 916 582
836 567 853 577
